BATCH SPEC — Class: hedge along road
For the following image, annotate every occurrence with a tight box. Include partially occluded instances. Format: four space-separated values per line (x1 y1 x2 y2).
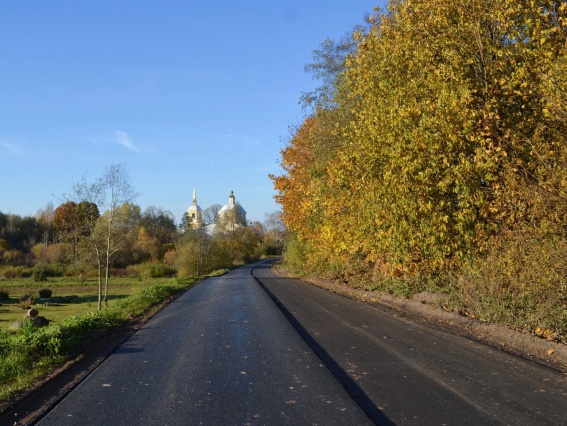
37 260 567 425
36 261 374 426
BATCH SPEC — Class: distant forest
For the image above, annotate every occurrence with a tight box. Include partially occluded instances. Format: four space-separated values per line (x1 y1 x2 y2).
0 203 285 277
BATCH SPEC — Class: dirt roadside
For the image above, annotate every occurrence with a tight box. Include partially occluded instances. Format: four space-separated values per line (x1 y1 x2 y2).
1 268 565 425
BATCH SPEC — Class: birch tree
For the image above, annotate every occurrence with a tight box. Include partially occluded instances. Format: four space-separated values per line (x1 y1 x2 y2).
98 165 138 307
69 163 138 310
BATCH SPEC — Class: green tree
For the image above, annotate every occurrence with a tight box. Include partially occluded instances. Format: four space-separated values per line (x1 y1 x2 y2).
175 229 222 276
178 212 191 234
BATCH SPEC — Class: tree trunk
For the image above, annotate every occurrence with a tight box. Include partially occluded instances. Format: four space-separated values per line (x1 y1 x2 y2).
97 258 103 311
104 223 111 308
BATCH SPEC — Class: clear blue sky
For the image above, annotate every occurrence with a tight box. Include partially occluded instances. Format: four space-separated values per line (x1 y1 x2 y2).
0 1 384 224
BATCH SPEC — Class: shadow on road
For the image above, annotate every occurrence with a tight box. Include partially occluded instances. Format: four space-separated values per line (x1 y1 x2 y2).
253 266 394 426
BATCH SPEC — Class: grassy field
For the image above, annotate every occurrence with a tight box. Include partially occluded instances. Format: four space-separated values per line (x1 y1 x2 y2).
0 277 169 332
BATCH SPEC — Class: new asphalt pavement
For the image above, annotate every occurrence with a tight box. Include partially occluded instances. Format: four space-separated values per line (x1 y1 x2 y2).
36 260 567 425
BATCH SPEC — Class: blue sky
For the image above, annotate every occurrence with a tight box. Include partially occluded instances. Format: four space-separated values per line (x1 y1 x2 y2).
0 1 384 224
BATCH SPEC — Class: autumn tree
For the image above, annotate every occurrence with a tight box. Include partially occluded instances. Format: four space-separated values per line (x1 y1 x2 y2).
53 201 78 257
272 23 365 274
331 0 567 275
300 26 369 111
139 206 177 246
54 201 99 262
175 229 224 276
213 226 259 266
271 114 349 273
273 0 567 285
133 227 160 262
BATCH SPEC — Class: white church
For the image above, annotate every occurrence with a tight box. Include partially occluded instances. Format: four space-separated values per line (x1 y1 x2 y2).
187 187 247 233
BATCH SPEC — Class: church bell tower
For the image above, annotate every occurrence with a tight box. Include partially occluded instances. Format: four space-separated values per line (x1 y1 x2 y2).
187 186 203 229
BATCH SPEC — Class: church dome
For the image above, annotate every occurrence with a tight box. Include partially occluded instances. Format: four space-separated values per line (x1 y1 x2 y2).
219 190 247 224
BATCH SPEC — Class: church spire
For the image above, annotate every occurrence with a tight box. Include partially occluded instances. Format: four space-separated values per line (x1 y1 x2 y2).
187 186 203 229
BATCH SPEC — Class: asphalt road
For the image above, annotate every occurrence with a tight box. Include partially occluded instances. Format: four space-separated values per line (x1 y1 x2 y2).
254 261 567 425
36 260 567 425
36 263 373 426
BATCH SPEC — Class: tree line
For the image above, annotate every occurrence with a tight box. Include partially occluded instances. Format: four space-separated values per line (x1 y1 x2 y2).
271 0 567 336
1 164 285 310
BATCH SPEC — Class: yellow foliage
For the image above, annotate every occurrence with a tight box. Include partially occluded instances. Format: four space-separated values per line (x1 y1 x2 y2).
272 0 567 281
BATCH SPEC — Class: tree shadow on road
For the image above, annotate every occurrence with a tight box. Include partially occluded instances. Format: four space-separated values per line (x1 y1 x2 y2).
255 276 394 425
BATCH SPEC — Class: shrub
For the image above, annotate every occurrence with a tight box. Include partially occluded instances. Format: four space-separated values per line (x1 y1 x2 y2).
262 244 280 257
148 263 176 278
32 266 48 282
110 268 138 278
128 262 177 279
32 263 66 282
38 288 52 299
0 290 9 301
64 264 87 279
159 243 176 260
0 265 33 279
282 236 309 275
454 229 567 338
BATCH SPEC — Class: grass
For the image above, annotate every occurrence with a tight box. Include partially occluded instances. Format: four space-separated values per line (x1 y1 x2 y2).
0 272 228 404
0 277 161 332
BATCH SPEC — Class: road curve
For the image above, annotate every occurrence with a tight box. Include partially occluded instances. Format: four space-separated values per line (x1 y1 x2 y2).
36 262 373 425
254 260 567 425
